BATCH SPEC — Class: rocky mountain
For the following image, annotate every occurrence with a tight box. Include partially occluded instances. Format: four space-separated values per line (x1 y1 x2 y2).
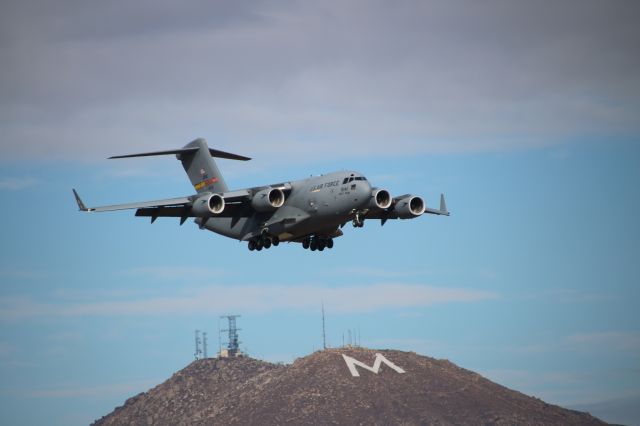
92 347 607 425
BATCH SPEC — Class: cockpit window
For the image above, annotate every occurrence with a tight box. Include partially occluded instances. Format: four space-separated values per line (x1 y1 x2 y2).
344 176 366 184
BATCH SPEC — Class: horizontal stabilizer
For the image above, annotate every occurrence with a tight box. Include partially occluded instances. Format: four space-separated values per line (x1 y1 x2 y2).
109 147 251 161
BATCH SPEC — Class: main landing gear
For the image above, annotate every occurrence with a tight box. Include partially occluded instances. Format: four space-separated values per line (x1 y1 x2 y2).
302 235 334 252
352 212 365 228
247 234 280 251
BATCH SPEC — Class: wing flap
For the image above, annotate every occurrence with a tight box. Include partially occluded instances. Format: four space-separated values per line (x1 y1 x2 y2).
135 202 249 219
135 206 192 218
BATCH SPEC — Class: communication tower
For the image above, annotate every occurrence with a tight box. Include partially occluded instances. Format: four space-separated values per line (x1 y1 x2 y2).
194 330 203 360
219 314 243 358
322 303 327 350
203 332 208 359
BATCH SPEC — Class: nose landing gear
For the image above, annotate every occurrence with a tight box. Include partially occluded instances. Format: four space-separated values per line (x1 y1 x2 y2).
352 211 365 228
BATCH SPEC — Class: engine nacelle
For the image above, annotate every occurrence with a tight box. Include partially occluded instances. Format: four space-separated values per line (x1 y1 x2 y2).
192 193 225 216
251 188 286 212
395 195 425 219
369 188 392 210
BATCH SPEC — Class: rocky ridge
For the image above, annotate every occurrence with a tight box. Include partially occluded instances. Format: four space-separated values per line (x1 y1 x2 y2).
93 347 606 425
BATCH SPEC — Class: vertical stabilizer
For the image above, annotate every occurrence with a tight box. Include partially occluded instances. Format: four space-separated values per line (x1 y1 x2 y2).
179 138 229 193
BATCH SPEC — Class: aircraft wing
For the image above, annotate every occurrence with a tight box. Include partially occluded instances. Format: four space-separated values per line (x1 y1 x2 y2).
73 190 191 212
73 184 291 221
73 188 248 218
365 193 450 222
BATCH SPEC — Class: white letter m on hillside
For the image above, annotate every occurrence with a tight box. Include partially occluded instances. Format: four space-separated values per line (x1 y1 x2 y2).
342 353 406 377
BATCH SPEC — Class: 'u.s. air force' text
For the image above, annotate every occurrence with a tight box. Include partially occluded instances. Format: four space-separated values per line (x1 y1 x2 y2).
309 180 340 192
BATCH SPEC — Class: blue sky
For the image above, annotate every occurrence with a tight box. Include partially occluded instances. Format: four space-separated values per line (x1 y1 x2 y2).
1 1 640 425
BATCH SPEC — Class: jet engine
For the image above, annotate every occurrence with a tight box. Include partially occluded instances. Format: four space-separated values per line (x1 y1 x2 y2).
191 193 225 216
395 195 425 218
251 188 286 212
369 188 392 210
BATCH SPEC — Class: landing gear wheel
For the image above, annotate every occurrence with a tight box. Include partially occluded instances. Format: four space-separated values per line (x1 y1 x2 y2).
353 212 365 228
272 236 280 246
255 240 263 251
310 239 317 251
318 239 326 251
302 238 310 249
327 238 334 249
248 240 256 251
263 238 272 249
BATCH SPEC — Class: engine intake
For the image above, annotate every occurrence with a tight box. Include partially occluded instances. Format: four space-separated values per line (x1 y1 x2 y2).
395 195 425 219
369 188 392 210
192 193 225 216
251 188 286 212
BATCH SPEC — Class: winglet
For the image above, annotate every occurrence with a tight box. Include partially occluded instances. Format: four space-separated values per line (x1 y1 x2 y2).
440 193 450 216
72 189 91 212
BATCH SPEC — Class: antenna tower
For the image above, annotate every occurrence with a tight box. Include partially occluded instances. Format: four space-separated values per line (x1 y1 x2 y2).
220 314 242 357
202 332 208 358
322 302 327 350
194 330 202 360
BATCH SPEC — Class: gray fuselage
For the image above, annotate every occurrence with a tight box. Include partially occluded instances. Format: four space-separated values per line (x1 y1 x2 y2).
200 170 372 243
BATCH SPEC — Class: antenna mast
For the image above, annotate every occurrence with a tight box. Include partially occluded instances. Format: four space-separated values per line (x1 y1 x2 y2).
322 302 327 350
194 330 202 360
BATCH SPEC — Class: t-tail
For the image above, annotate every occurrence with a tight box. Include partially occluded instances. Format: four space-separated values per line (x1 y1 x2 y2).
109 138 250 193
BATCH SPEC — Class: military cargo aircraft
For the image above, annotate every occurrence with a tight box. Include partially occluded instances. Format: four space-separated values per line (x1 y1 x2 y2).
73 138 449 251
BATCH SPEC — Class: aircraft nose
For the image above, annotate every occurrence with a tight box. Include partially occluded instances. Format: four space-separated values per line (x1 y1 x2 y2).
360 179 372 200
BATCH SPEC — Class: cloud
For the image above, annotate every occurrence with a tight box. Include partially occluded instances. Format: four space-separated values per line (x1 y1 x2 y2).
519 288 613 304
504 331 640 354
367 337 445 357
567 331 640 351
481 368 588 390
23 380 156 399
0 177 40 191
0 283 497 320
124 265 227 280
0 342 15 358
0 267 46 279
1 0 639 162
329 266 417 278
480 367 640 408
